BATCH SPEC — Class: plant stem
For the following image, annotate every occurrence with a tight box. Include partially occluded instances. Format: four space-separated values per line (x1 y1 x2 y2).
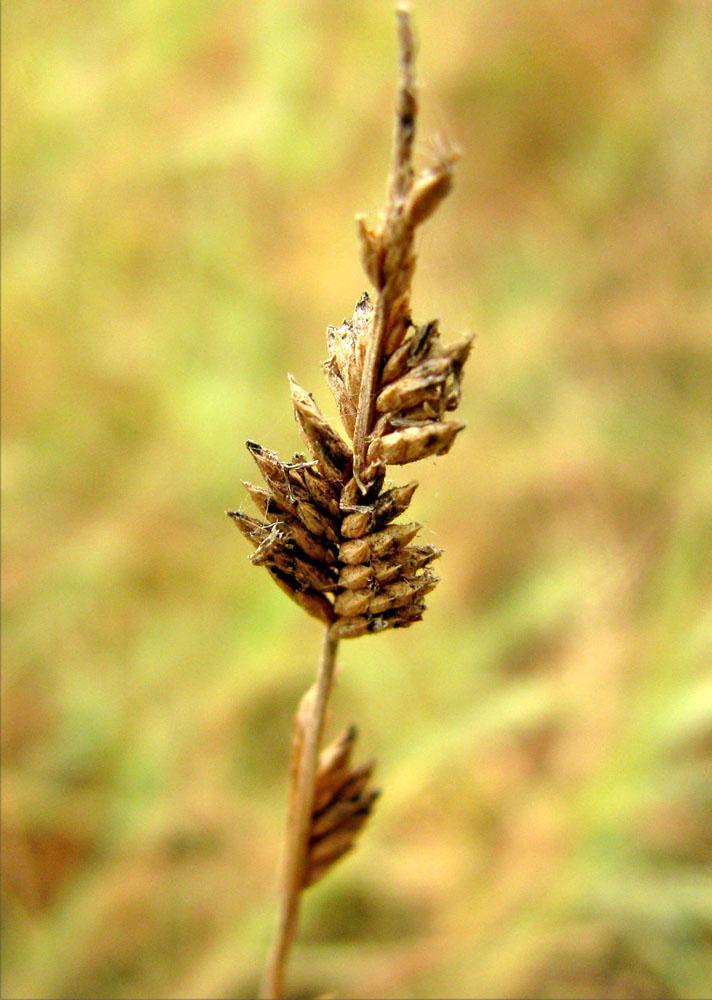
260 627 340 999
353 6 416 484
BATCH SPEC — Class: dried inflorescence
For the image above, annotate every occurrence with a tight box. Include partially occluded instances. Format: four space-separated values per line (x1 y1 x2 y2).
229 237 472 642
253 12 472 996
229 293 472 639
229 8 472 642
304 725 378 888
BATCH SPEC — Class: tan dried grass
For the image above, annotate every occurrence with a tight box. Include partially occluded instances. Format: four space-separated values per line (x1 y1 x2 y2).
228 7 473 996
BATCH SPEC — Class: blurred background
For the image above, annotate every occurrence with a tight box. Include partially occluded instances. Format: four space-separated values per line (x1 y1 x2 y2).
3 1 712 997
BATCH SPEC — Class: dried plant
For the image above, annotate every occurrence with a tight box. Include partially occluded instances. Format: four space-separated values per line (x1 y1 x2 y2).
229 7 472 997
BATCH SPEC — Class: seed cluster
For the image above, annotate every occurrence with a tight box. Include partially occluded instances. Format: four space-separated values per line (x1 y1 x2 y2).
229 289 472 639
304 725 378 888
229 10 472 641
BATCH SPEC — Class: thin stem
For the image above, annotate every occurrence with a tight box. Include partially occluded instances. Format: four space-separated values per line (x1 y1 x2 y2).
389 4 417 206
352 7 417 479
260 628 340 1000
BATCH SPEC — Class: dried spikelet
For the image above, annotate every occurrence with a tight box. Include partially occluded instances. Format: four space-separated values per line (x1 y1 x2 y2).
266 568 335 625
227 512 335 623
289 376 353 484
323 292 373 438
356 218 383 289
330 602 424 640
340 481 418 539
339 466 386 511
404 144 459 228
303 726 379 888
284 715 379 893
368 420 465 466
338 522 421 566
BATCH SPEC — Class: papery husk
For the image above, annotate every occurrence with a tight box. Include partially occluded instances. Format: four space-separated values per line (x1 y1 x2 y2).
303 726 379 888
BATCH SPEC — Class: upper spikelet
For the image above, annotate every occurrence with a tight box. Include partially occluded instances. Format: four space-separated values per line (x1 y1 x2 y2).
229 298 471 638
229 8 472 639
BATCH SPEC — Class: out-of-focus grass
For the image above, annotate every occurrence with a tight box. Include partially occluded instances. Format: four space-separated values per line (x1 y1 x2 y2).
2 2 711 998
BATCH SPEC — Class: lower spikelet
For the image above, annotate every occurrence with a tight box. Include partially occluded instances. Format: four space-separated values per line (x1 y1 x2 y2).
304 726 379 887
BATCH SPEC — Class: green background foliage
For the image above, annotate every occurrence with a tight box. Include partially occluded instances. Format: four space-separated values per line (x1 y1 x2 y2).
3 2 711 997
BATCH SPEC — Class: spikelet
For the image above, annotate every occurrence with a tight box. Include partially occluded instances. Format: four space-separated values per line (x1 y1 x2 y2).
303 725 379 888
230 7 472 640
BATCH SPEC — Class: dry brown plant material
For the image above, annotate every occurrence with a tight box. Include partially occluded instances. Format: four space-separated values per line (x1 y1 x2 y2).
229 7 473 997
